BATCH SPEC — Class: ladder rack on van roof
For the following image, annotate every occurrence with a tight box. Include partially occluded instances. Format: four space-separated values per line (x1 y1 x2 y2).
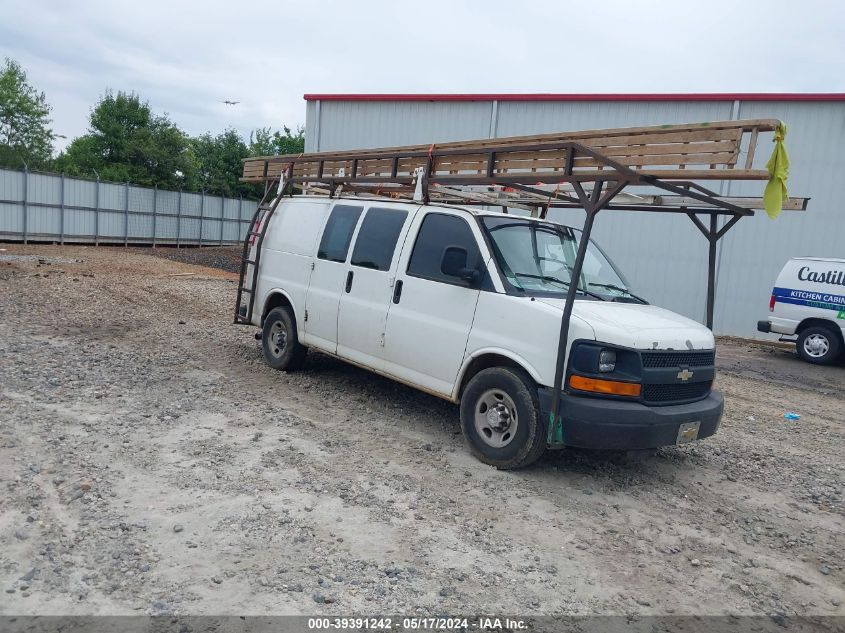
241 119 807 213
235 119 809 440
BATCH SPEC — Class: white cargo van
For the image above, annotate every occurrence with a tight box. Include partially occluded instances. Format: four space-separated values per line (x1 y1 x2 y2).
238 196 723 468
758 257 845 365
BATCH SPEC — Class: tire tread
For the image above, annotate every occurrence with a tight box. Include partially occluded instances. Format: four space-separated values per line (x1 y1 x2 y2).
262 306 307 371
796 324 841 366
460 366 546 470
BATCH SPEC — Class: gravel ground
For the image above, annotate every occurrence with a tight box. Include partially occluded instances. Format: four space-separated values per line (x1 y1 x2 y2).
130 245 243 274
0 245 842 618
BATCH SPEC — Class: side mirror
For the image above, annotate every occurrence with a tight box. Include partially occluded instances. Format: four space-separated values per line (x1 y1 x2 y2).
441 246 479 284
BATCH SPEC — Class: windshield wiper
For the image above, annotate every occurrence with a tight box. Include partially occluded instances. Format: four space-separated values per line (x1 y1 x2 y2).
513 272 568 287
587 282 648 304
512 273 605 301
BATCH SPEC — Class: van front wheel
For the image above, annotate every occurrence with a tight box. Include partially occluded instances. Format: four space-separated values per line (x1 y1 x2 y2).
796 325 841 365
261 307 307 371
460 367 546 470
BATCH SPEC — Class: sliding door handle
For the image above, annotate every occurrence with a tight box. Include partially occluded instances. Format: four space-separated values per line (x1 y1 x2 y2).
392 279 403 304
345 270 354 293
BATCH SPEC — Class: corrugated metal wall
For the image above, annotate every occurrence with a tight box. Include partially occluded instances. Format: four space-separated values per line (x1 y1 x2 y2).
0 168 258 246
305 98 844 338
306 100 495 152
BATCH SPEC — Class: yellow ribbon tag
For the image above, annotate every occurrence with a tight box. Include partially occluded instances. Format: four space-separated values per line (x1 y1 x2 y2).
763 121 789 219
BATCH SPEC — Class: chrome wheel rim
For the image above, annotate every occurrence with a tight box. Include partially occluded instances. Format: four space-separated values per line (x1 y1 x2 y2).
803 333 830 358
268 321 288 358
474 389 519 448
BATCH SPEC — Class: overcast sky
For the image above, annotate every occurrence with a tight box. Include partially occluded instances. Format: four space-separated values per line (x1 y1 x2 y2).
2 0 843 151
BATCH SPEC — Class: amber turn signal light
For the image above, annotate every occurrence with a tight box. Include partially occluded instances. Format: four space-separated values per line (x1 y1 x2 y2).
569 375 641 397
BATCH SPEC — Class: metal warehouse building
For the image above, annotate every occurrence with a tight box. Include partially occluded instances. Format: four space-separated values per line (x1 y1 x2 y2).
303 93 844 338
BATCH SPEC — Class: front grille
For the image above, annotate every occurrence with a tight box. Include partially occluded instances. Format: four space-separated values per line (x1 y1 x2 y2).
641 350 715 368
642 382 710 403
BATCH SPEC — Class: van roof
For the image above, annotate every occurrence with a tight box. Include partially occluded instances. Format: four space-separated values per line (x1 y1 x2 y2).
790 256 845 264
287 194 570 223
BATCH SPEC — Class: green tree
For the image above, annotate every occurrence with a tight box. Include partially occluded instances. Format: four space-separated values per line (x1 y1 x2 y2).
248 125 305 156
189 128 255 197
55 91 194 189
0 58 54 169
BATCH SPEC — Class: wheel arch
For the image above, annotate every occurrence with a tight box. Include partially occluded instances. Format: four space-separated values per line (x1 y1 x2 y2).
796 317 844 344
261 289 298 327
454 349 543 401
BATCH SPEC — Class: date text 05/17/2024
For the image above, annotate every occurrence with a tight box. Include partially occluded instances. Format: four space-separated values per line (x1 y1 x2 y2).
307 617 528 630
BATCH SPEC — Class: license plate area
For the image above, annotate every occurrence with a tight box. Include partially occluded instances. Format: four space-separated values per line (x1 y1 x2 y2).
676 421 701 444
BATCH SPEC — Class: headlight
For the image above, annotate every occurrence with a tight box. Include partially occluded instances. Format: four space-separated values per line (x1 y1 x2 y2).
598 349 617 373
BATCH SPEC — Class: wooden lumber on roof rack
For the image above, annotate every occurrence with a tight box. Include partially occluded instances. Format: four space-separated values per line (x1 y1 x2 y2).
242 119 778 184
239 119 812 215
414 188 809 212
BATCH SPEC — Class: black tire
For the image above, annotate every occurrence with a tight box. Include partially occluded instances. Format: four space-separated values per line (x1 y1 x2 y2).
261 307 307 371
796 324 841 365
459 367 547 470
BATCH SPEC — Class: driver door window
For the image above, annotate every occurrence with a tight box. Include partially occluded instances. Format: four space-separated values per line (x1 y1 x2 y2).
406 213 481 285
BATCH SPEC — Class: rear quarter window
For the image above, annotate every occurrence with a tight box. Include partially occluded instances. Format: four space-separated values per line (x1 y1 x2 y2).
351 207 408 271
318 205 363 262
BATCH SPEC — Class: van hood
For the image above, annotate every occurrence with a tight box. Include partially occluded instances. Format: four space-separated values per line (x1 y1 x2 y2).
536 299 715 351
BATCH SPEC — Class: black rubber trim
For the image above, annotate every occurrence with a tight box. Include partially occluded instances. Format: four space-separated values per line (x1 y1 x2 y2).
539 388 724 450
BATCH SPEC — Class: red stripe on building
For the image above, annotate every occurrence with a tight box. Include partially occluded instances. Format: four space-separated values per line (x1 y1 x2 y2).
304 93 845 102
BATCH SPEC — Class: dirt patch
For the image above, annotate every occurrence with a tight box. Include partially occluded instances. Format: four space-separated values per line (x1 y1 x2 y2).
0 244 842 617
129 246 243 274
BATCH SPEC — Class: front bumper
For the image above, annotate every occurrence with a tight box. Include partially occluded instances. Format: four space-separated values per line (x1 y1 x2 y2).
539 389 724 450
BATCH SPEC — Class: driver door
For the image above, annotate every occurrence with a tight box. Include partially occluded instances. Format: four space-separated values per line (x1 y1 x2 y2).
382 211 484 396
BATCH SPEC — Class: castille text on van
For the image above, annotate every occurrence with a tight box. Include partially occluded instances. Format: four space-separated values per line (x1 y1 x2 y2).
798 266 845 287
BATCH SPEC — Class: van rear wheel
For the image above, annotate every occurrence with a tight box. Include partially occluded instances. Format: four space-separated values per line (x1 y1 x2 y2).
261 307 307 371
796 325 841 365
460 367 546 470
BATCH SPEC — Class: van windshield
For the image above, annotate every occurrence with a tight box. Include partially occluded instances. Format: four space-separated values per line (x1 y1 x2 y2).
480 216 646 303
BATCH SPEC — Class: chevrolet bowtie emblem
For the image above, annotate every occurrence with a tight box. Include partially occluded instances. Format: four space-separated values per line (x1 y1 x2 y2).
677 368 694 381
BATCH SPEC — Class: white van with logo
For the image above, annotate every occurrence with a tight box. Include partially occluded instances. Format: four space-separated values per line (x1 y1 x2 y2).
758 257 845 365
240 197 723 468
